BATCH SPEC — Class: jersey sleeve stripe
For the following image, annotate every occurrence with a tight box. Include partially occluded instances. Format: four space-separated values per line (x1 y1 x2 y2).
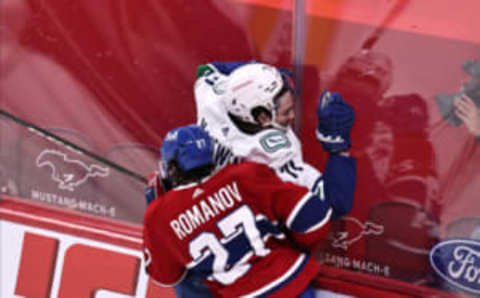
286 193 332 233
149 269 188 288
286 192 312 228
304 208 332 233
311 176 323 193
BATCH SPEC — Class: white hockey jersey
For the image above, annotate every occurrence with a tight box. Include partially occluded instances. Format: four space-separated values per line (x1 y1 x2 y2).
193 64 323 194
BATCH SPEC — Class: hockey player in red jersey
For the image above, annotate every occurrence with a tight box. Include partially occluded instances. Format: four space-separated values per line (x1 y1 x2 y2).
143 124 356 297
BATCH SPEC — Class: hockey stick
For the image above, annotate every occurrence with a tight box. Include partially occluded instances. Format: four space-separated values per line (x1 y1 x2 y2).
0 109 148 184
361 0 411 50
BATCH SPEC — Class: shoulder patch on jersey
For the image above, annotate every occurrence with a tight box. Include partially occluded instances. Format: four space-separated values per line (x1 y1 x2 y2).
259 131 292 153
196 64 214 78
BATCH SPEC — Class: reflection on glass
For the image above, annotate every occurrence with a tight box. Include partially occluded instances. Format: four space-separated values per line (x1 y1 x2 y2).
317 49 441 285
0 0 147 223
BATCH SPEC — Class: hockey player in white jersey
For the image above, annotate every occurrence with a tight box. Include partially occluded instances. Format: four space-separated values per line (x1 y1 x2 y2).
146 61 356 298
194 62 355 218
194 62 312 178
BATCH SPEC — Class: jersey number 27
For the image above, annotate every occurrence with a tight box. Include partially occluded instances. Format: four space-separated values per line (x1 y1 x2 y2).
188 205 270 285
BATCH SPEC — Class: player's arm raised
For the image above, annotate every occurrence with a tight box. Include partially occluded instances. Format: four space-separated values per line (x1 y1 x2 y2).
316 91 357 219
245 163 335 250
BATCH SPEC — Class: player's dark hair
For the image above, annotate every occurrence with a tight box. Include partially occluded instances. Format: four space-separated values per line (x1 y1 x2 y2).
251 107 272 123
272 84 290 107
228 112 265 135
169 160 215 186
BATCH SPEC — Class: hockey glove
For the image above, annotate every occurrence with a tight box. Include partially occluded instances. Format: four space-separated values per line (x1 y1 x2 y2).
316 91 355 153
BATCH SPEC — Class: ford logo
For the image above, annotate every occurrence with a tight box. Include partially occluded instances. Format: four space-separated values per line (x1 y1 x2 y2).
430 239 480 295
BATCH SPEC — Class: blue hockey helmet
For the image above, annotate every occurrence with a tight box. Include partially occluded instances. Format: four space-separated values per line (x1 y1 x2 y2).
160 125 214 176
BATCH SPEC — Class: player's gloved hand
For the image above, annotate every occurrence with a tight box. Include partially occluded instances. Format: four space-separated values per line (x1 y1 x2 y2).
145 171 165 205
316 91 355 153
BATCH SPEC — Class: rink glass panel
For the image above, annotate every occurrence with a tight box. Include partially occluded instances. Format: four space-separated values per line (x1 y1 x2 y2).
1 0 480 295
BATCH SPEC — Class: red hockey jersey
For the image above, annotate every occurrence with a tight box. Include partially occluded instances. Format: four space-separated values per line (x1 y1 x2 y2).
143 162 332 297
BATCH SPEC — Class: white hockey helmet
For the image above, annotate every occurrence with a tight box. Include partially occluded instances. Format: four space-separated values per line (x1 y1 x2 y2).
223 63 284 125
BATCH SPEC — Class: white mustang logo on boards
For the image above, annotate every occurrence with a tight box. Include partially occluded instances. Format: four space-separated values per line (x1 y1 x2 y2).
331 217 384 250
36 149 110 191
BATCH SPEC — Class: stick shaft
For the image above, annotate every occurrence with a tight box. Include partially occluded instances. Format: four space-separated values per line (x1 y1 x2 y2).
0 109 148 184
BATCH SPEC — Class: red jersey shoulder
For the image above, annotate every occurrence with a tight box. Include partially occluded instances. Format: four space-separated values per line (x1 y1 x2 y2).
144 196 162 225
144 192 180 227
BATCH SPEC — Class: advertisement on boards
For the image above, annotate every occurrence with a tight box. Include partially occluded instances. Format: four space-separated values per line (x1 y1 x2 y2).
0 214 174 298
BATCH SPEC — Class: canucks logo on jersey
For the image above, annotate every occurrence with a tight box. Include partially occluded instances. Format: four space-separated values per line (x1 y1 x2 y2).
259 131 292 153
